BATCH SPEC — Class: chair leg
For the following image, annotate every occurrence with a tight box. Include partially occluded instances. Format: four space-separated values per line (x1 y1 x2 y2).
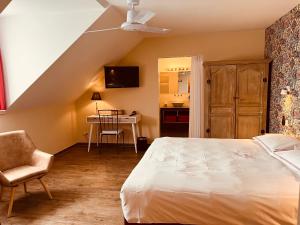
23 182 28 193
39 178 53 200
100 134 103 149
7 186 16 217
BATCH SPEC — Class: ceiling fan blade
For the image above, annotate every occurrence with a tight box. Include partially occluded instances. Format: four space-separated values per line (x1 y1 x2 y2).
84 27 121 34
133 10 155 24
139 26 170 34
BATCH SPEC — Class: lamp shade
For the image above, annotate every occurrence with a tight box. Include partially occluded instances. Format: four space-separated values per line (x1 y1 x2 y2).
91 92 101 101
281 89 288 95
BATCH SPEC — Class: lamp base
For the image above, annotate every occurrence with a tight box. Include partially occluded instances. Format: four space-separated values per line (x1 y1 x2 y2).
95 102 98 114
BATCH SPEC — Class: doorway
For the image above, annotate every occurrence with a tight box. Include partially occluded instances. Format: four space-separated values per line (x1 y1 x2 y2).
158 57 192 137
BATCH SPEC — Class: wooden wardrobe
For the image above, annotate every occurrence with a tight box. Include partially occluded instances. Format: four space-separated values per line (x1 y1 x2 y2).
204 59 271 139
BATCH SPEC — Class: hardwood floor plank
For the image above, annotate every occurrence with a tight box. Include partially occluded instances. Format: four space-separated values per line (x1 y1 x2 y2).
0 145 143 225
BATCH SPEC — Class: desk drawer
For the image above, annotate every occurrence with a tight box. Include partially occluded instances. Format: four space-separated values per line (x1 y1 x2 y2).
120 117 136 123
87 117 136 123
87 117 99 123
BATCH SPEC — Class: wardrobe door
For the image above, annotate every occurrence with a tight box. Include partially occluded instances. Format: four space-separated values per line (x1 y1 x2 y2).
236 64 268 139
208 65 236 138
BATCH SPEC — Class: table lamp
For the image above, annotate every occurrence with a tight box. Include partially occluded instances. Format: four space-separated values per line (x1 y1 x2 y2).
91 92 101 113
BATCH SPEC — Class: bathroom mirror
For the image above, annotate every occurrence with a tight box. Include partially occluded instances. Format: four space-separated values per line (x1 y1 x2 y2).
159 72 190 94
178 72 190 94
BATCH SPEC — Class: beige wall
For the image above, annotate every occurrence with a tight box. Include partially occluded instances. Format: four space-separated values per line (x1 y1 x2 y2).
75 71 143 144
0 104 77 154
76 29 265 143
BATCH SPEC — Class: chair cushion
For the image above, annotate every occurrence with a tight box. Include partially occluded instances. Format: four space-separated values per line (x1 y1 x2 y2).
101 129 123 135
3 165 47 186
0 130 36 171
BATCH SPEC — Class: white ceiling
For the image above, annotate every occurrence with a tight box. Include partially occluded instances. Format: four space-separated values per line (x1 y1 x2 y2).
107 0 300 34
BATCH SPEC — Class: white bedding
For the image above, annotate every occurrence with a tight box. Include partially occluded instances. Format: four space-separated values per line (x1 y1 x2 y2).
120 137 299 225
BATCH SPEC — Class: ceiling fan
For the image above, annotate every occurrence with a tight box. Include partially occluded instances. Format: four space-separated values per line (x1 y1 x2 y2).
85 0 170 34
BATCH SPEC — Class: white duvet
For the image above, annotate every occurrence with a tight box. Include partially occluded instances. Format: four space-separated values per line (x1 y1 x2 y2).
120 137 299 225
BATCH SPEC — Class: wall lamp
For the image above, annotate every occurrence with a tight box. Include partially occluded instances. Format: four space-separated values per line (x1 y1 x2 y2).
280 86 291 96
281 86 293 126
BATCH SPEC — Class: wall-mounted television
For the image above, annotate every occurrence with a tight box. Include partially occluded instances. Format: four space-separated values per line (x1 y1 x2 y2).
104 66 139 88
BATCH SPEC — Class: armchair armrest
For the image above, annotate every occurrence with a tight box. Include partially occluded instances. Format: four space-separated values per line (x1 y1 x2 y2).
31 150 54 172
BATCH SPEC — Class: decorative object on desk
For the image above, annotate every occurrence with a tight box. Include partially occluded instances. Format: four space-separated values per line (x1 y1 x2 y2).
91 92 101 113
129 111 137 116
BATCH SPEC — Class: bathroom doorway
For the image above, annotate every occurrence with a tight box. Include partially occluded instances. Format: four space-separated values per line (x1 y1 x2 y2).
158 57 192 137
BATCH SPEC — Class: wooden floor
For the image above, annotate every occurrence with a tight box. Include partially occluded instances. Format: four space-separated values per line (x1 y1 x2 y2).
0 144 144 225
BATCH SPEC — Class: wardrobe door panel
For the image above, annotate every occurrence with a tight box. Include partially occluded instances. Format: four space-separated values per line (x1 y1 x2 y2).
210 115 235 138
236 64 267 138
236 115 261 139
237 64 264 105
210 65 236 106
208 65 236 138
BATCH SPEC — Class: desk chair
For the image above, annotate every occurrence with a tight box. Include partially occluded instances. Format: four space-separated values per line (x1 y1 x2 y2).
97 109 125 149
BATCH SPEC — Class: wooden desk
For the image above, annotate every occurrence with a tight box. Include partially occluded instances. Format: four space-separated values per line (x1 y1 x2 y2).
86 114 141 153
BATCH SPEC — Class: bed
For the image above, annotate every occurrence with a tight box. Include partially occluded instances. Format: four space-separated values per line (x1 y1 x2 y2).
120 137 299 225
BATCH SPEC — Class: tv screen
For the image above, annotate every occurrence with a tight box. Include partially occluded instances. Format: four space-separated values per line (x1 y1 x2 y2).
104 66 139 88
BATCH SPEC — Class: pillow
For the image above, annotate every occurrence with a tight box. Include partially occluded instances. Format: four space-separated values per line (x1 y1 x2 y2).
276 150 300 171
253 133 300 152
275 150 300 179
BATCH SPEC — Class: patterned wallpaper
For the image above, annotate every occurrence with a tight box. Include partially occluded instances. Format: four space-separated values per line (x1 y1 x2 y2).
265 5 300 135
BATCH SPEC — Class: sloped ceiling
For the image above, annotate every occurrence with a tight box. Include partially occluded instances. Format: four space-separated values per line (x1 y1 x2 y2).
1 0 106 106
10 6 142 110
108 0 300 35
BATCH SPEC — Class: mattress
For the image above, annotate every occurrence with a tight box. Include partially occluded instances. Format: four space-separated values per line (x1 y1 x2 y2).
120 137 299 225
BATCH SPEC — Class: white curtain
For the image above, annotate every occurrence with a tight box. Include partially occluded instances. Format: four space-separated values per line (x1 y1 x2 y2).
189 56 204 138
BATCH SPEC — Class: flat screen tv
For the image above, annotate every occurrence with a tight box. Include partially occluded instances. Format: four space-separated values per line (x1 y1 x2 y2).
104 66 139 88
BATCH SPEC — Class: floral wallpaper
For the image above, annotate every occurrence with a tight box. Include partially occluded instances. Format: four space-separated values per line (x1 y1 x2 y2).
265 5 300 135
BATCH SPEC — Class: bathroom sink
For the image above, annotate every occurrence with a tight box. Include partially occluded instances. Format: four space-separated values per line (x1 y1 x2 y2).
172 102 184 107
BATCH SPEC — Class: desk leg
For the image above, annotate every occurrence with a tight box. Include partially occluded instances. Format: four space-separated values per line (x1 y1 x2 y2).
96 125 99 147
131 123 138 154
136 122 141 137
88 124 94 152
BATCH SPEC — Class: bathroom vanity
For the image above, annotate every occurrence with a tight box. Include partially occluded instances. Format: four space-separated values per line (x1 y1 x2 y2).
160 107 189 137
